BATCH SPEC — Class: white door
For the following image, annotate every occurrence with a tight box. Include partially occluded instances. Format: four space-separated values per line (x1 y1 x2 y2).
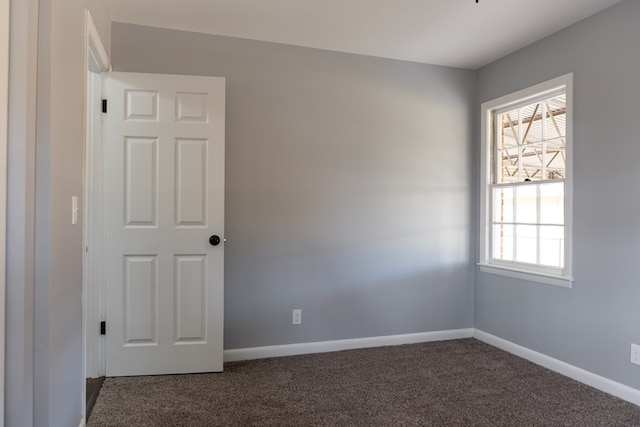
104 72 225 376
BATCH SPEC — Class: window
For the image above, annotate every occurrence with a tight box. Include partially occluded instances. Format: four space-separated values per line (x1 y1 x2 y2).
479 74 573 288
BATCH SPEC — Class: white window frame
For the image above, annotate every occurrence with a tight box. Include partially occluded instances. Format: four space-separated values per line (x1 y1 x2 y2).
478 73 573 288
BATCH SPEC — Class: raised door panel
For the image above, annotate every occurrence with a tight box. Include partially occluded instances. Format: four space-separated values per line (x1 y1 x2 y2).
175 139 207 227
124 137 158 227
174 255 207 343
123 255 158 345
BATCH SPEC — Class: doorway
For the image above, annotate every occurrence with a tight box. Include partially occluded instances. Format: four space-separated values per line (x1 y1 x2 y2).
83 14 227 416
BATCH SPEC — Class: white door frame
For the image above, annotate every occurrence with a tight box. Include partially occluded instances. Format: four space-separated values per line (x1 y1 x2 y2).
1 0 10 421
83 7 109 417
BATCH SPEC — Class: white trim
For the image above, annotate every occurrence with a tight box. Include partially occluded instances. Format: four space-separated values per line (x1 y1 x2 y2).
223 329 474 362
479 73 574 287
473 329 640 407
84 71 105 380
482 74 572 111
478 263 573 288
0 0 9 421
85 11 109 72
78 418 86 427
83 9 109 425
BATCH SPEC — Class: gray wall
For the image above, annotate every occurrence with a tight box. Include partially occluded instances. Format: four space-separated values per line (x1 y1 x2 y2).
111 24 476 349
476 0 640 390
6 0 110 425
6 1 38 425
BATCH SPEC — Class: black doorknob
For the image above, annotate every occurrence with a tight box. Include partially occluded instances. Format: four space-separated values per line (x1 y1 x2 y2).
209 235 221 246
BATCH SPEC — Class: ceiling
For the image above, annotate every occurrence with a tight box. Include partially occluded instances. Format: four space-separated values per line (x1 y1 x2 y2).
104 0 623 69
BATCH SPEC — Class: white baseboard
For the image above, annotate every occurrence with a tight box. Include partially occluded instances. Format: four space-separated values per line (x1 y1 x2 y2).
224 328 474 362
473 329 640 406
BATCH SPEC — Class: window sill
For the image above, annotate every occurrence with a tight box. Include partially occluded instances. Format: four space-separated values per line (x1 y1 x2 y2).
477 263 573 289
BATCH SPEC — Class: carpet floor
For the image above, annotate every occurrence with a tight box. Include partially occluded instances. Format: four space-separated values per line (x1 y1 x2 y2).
88 338 640 426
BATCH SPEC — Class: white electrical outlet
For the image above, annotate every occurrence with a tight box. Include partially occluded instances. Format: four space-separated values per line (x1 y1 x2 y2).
292 309 302 325
631 343 640 365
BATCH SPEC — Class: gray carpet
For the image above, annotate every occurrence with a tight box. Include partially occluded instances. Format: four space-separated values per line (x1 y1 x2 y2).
88 339 640 426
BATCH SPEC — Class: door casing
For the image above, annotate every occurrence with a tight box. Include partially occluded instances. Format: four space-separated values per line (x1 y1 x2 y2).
83 9 110 416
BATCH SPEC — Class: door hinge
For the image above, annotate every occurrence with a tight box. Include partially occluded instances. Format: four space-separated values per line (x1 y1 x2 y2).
101 99 107 113
100 321 106 335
